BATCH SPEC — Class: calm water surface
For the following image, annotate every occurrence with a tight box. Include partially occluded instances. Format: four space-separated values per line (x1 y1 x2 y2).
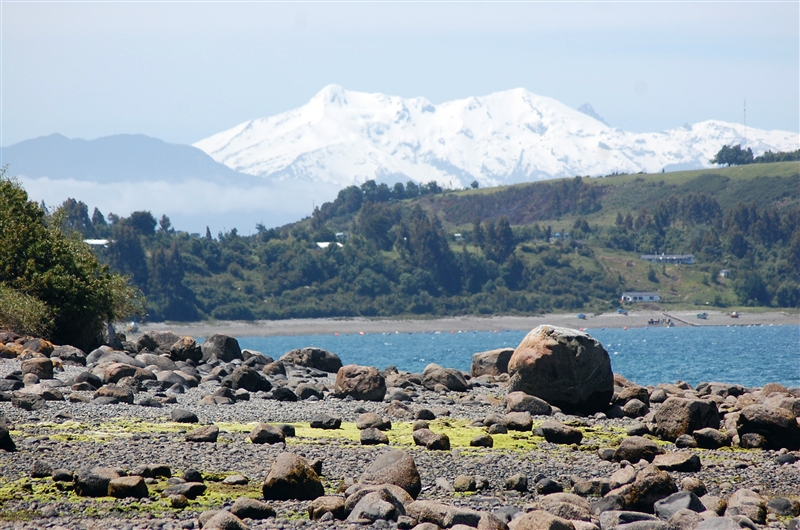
228 325 799 388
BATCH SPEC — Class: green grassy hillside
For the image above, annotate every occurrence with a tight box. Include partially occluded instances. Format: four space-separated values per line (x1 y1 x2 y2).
46 161 800 321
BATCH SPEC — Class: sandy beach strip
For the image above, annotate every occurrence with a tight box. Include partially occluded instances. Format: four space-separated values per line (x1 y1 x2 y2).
131 309 799 339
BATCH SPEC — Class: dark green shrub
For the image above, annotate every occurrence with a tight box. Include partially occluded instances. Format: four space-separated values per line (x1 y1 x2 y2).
0 170 142 347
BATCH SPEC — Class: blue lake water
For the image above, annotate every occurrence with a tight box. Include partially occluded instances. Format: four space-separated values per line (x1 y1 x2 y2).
230 325 800 388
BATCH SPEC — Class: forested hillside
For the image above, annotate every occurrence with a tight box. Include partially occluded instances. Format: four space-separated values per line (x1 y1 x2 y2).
48 161 800 322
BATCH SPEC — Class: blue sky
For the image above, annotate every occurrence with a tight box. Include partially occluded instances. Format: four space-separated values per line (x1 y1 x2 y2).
2 1 798 147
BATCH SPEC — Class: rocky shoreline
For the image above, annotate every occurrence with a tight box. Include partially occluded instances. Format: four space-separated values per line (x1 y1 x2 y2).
0 326 798 530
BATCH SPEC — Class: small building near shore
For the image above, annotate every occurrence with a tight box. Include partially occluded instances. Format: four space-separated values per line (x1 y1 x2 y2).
621 291 660 303
640 253 694 265
719 269 730 278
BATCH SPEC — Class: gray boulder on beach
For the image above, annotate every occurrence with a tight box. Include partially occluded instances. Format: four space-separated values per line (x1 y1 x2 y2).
614 436 664 463
280 347 342 373
735 404 800 450
137 331 181 352
169 336 203 363
249 422 285 444
360 449 421 499
201 334 242 363
335 364 386 401
653 397 720 442
505 391 553 416
421 363 468 392
262 452 324 501
471 347 514 377
507 325 614 414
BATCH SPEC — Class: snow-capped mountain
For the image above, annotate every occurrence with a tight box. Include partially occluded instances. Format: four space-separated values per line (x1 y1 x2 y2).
195 85 799 188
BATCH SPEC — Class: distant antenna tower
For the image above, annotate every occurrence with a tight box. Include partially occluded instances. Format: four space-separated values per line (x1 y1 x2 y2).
743 99 747 148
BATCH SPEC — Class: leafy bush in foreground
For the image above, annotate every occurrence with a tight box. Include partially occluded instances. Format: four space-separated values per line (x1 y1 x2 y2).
0 168 142 348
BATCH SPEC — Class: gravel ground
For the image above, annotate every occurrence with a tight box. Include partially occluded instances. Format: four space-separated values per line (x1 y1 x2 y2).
1 358 798 530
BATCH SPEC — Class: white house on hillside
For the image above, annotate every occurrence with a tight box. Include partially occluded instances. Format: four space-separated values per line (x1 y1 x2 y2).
621 291 661 302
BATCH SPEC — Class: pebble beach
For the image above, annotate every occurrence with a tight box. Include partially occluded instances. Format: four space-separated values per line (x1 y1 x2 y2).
0 325 798 530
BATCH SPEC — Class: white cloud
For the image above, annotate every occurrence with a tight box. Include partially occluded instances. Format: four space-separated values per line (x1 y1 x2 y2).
17 177 342 235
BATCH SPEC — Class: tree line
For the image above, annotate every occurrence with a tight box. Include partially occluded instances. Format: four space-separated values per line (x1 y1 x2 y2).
33 164 800 328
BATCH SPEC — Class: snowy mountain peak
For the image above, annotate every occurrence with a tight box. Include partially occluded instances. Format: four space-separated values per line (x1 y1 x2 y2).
194 87 799 188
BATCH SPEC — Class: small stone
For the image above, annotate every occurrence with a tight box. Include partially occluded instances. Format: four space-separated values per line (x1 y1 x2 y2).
675 435 698 448
412 419 429 431
30 459 53 478
470 433 494 448
541 420 583 444
161 482 206 499
169 494 189 509
203 510 249 530
309 414 342 429
412 428 450 450
222 475 249 485
488 423 508 434
680 477 707 497
308 495 346 520
231 496 276 519
170 408 198 423
183 469 203 482
185 424 219 443
108 476 149 499
249 422 285 444
356 412 392 430
505 473 528 492
52 469 73 482
415 408 436 420
453 475 477 492
361 427 390 445
537 478 563 495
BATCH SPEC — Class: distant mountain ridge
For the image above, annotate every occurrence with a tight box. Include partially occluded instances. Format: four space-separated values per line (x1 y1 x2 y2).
194 85 799 188
1 133 259 185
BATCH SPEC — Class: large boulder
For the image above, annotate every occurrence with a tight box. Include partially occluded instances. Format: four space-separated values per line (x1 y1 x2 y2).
51 345 87 365
622 464 678 513
421 363 468 392
360 449 421 499
653 491 704 520
21 358 54 380
249 423 285 444
412 428 450 450
200 334 242 363
308 495 346 520
108 476 149 499
170 336 203 363
280 347 342 373
507 325 614 414
334 365 386 401
346 490 405 523
735 405 800 450
262 452 324 501
653 398 720 442
138 331 181 352
221 366 272 393
614 436 665 463
540 421 583 445
75 466 122 497
471 348 514 377
538 492 593 521
725 488 767 524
